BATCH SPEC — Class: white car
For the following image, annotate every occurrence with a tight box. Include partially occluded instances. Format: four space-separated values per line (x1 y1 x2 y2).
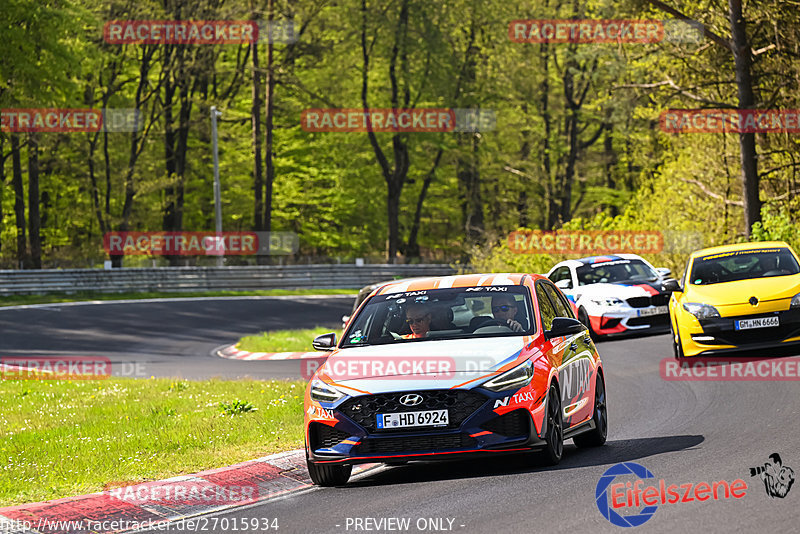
546 254 676 338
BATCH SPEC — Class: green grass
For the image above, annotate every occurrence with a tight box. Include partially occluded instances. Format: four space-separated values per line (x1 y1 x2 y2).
237 327 338 353
0 288 356 308
0 377 306 506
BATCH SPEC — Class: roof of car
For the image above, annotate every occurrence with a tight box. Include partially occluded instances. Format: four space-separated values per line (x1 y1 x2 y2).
373 273 539 295
551 254 643 270
689 240 793 258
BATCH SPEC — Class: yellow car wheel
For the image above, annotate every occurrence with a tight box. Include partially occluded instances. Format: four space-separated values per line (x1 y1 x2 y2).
670 318 685 360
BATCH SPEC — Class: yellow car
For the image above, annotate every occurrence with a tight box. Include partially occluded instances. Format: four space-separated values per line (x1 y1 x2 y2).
668 241 800 358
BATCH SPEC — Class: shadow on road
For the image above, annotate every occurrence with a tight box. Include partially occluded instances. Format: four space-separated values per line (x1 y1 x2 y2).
348 434 705 488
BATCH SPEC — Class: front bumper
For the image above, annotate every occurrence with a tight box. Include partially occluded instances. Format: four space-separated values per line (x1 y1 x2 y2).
682 309 800 357
306 389 544 465
588 308 671 335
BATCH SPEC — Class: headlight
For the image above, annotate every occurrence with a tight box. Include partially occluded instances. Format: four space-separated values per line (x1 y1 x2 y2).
791 293 800 309
482 360 534 392
590 297 624 307
309 378 346 402
682 302 721 320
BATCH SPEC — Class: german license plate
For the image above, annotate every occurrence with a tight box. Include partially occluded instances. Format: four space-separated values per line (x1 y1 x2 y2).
638 305 668 317
376 409 449 429
735 316 779 330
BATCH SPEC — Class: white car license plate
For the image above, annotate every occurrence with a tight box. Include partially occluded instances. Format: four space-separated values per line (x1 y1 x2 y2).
735 316 779 330
376 409 449 429
638 305 668 317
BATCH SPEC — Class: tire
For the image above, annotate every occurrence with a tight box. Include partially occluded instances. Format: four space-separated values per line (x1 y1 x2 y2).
578 308 598 340
573 373 607 448
670 319 685 360
306 458 352 487
539 383 564 465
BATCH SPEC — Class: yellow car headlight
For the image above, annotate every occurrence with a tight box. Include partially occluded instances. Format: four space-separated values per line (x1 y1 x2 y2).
682 302 721 320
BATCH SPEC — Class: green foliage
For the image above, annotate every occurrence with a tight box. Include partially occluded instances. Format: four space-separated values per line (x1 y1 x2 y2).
0 377 304 506
218 400 258 416
751 204 800 252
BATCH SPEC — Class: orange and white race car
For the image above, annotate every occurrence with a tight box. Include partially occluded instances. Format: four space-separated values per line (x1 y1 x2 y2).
303 273 607 486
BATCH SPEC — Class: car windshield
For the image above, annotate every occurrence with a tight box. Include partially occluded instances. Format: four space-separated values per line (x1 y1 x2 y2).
576 259 658 286
340 286 535 348
690 247 800 285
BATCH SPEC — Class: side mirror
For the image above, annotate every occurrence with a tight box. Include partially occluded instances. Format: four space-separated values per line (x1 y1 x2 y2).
555 279 572 290
312 332 337 351
545 317 586 340
662 279 682 292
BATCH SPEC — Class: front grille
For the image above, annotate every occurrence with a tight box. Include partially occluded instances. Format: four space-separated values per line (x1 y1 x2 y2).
699 312 800 346
626 296 650 308
627 314 670 327
626 294 670 308
481 410 530 437
309 423 350 450
358 433 476 454
339 390 488 433
710 326 799 346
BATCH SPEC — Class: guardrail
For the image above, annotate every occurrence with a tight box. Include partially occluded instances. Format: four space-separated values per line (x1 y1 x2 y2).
0 264 458 295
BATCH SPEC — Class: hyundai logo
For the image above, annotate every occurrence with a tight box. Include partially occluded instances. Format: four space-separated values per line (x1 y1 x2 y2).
399 394 424 406
749 296 759 306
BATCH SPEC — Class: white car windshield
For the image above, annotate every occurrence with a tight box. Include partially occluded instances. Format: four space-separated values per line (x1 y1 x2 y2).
576 259 659 285
341 286 535 348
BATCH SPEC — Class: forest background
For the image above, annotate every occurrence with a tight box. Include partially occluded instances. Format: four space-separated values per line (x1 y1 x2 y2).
1 0 799 276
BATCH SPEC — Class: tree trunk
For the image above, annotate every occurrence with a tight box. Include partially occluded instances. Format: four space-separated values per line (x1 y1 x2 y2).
728 0 760 236
251 1 264 233
10 135 27 268
27 133 42 268
406 149 444 259
603 122 619 217
457 135 483 243
0 136 3 255
263 0 276 261
540 42 555 230
360 0 411 264
115 46 156 268
559 109 579 224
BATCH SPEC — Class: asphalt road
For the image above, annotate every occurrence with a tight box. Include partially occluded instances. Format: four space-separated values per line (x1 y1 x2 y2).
0 296 351 380
3 298 797 532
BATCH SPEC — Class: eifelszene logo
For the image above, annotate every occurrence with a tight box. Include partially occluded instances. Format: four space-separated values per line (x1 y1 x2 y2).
595 462 748 527
750 453 795 499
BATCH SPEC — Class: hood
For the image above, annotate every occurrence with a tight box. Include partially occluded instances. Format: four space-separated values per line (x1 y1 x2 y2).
320 337 529 394
685 274 800 306
576 280 666 299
